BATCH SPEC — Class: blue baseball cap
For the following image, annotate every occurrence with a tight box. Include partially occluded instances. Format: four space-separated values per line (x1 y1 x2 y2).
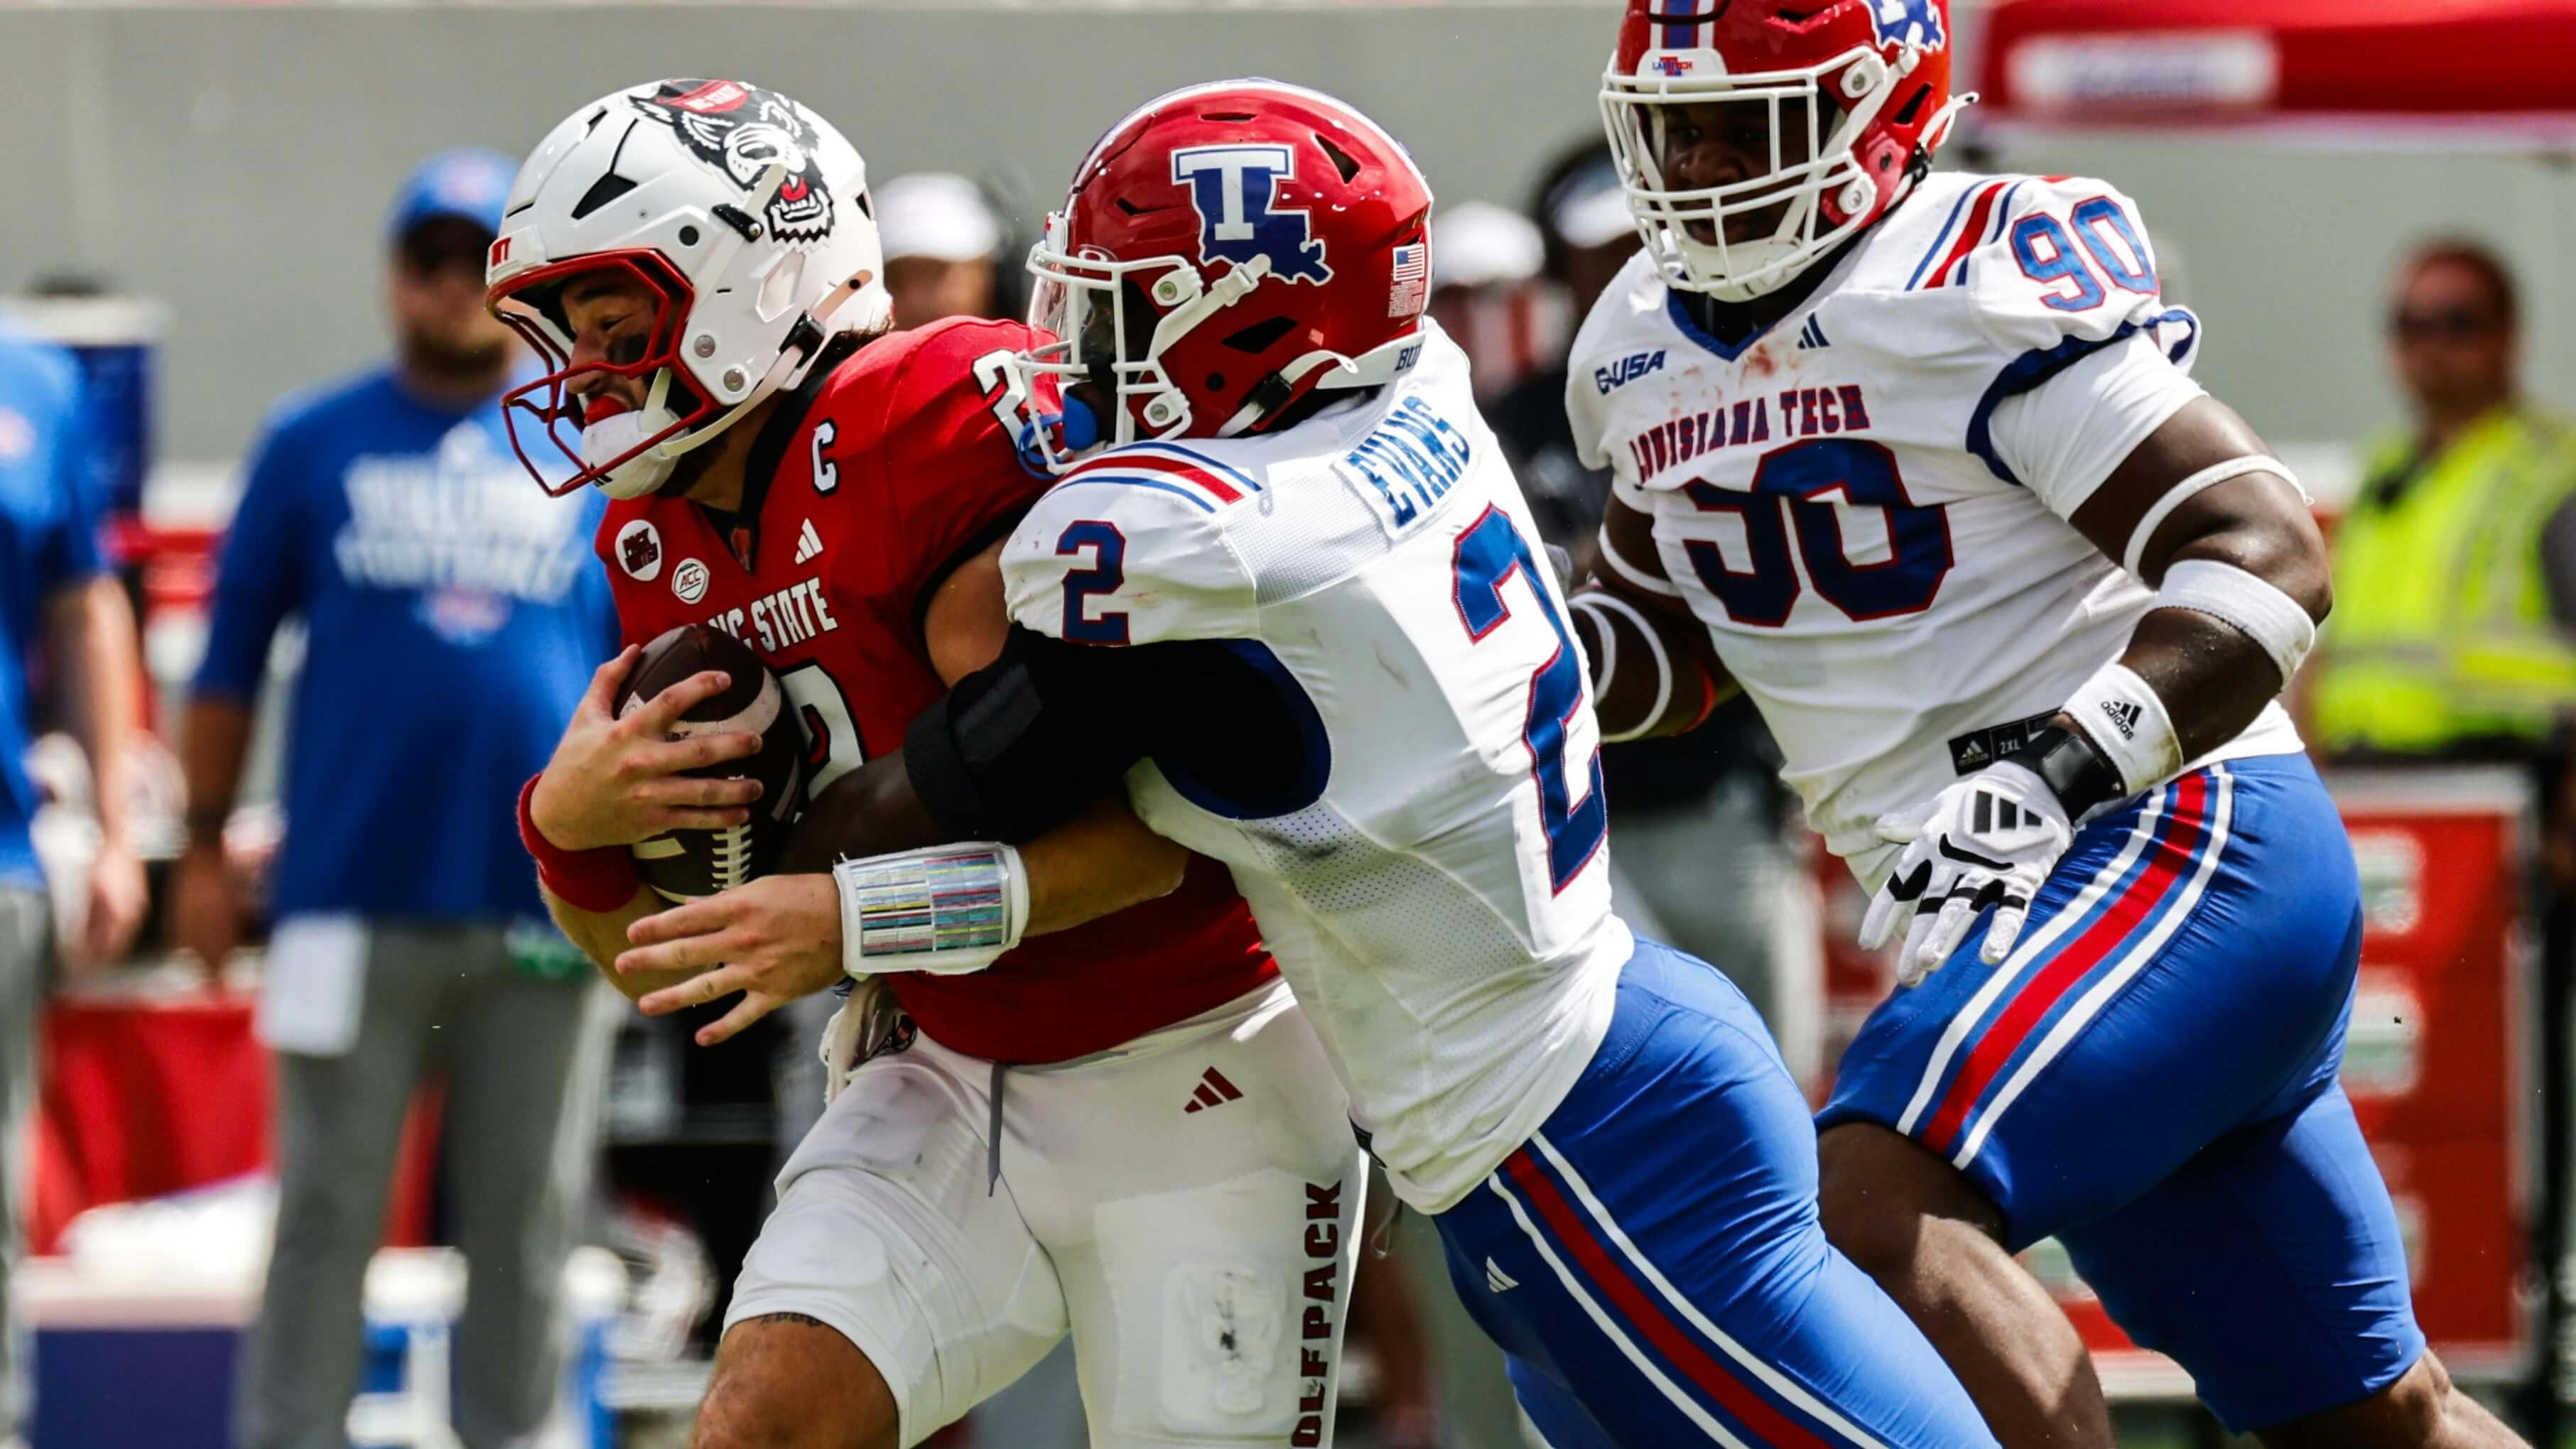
386 148 516 243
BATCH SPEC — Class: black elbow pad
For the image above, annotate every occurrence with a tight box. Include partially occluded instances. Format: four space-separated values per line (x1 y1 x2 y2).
903 627 1149 844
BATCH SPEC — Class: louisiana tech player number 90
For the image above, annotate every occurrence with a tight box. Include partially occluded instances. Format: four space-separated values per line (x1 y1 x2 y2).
1565 1 2521 1445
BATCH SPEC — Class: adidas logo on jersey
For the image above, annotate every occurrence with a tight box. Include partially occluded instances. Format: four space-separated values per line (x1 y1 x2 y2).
2099 698 2143 740
1485 1258 1518 1293
793 518 823 566
1795 315 1831 350
1183 1066 1245 1114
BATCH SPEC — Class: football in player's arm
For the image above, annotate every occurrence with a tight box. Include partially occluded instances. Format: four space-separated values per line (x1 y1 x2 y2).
610 592 1287 1019
531 524 1197 1039
1574 389 2327 975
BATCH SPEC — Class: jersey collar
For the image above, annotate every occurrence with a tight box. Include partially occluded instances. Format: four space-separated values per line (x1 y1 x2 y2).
705 332 870 571
1665 224 1875 363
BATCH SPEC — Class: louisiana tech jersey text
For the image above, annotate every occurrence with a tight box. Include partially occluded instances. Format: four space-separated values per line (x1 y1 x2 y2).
1569 173 2300 885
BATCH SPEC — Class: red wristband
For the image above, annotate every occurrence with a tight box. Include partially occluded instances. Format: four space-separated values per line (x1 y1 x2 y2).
517 775 645 913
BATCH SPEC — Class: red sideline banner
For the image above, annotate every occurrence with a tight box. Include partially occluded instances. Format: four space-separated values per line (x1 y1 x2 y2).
31 987 443 1257
1813 765 2533 1395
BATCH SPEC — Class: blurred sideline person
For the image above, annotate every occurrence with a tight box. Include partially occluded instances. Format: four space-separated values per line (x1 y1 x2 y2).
0 318 146 1448
174 150 620 1449
2303 241 2576 1441
1426 200 1546 406
1489 140 1819 1083
877 172 1005 329
2307 242 2576 776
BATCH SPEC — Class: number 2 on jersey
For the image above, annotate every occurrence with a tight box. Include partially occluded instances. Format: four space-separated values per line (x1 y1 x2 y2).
1452 507 1606 893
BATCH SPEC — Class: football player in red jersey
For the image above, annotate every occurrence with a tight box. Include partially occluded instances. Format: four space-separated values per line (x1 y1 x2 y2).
489 81 1362 1449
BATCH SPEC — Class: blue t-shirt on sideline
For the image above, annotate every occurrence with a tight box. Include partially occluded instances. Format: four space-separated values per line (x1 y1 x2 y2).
194 366 615 921
0 331 108 890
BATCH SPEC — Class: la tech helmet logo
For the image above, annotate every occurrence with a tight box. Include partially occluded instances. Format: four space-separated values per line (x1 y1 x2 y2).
1169 145 1331 285
1869 0 1948 50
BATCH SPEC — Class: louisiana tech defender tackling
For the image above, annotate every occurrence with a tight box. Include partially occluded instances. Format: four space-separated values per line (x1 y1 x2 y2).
1566 3 2521 1446
488 80 1363 1449
661 80 1996 1449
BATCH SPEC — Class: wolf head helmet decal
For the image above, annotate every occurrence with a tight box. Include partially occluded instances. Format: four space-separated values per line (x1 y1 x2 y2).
639 79 836 244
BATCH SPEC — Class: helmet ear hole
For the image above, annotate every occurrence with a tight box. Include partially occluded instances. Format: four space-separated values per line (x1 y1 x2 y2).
1223 317 1298 353
757 251 807 322
1891 82 1930 126
1314 134 1363 185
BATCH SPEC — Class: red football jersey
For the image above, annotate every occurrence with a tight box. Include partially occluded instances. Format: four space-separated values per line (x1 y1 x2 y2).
596 318 1274 1064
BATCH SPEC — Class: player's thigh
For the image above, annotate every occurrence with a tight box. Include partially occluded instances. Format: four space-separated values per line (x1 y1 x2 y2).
1435 938 1995 1448
722 1045 1068 1449
1038 989 1366 1448
2057 1081 2423 1437
1818 756 2362 1244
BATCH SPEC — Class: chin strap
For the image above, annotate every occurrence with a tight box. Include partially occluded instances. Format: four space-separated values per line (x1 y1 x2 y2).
1221 329 1427 436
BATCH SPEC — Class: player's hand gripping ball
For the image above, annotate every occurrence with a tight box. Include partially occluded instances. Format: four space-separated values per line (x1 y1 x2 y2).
1861 761 2074 985
619 624 810 902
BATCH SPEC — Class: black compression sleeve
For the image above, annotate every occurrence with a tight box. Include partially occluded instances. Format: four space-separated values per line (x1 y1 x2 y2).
904 624 1327 844
902 626 1161 844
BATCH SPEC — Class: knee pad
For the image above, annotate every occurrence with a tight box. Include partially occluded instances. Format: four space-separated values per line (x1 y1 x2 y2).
1085 1168 1361 1445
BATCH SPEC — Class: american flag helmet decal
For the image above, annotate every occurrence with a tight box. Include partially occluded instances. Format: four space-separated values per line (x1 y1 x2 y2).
1387 242 1429 319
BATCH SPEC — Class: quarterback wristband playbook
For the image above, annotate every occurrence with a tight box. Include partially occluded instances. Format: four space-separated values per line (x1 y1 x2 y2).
833 842 1029 979
516 775 644 913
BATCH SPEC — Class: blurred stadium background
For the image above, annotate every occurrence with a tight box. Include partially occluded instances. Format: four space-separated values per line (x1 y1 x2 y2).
3 1 2574 1445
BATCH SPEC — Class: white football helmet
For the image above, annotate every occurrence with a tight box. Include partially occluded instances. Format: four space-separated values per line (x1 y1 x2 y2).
485 78 892 499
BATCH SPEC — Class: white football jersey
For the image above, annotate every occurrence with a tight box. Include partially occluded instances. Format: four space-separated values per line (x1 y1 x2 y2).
1002 322 1628 1214
1569 171 2300 888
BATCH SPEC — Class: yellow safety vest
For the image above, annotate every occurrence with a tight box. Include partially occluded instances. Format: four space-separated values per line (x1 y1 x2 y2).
2311 405 2576 756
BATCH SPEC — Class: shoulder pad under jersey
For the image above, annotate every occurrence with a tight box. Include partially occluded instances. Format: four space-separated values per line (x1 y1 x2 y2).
1841 172 2200 371
1564 249 1679 475
1001 442 1262 648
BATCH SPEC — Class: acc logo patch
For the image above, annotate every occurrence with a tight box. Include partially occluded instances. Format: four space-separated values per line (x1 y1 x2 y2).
640 80 835 244
671 558 711 606
615 519 663 582
1170 144 1331 285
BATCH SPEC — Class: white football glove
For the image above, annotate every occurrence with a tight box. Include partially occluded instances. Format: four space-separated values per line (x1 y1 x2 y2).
1861 761 2074 985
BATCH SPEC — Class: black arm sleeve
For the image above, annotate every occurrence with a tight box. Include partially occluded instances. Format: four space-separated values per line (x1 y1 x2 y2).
902 624 1317 845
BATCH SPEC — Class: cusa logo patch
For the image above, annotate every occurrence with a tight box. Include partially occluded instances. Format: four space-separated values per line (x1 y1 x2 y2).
1170 144 1332 285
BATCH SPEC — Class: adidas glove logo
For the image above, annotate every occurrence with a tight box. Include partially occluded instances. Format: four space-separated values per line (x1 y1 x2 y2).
1971 790 2033 834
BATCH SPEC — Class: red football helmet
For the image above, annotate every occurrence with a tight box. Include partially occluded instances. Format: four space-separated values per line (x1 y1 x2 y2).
1000 80 1434 470
1601 0 1966 300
